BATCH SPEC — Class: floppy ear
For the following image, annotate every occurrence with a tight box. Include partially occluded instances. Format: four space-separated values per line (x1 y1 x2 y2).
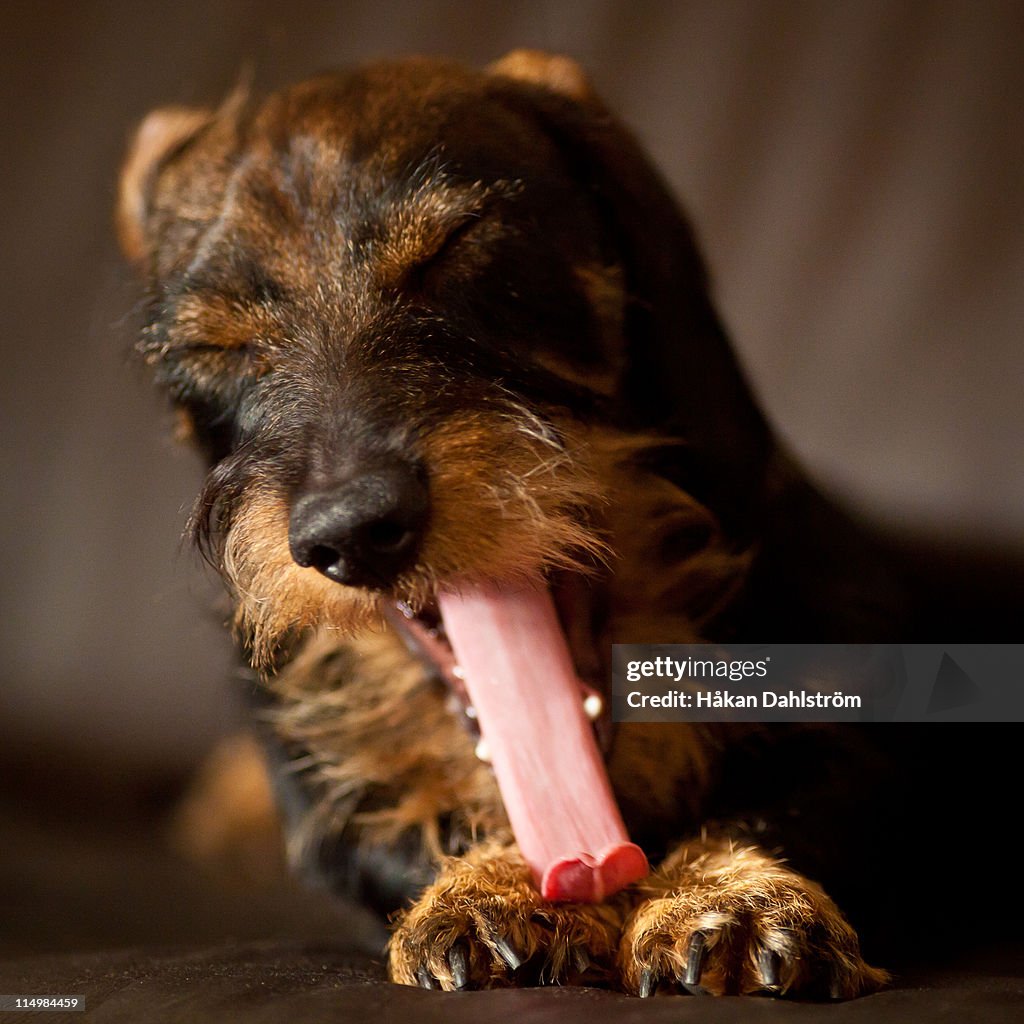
116 106 213 265
486 51 776 521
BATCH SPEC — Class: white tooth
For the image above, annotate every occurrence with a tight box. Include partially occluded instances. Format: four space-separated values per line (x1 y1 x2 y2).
475 738 491 763
465 705 477 719
583 694 603 720
452 664 466 680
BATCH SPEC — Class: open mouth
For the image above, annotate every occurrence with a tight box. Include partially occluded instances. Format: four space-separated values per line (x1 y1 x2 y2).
387 580 610 753
386 574 648 903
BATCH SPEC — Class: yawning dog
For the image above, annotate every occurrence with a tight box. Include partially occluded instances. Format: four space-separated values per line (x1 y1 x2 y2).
117 50 899 998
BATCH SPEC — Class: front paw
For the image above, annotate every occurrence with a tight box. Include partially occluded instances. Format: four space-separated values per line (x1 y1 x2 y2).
619 843 888 999
388 843 623 990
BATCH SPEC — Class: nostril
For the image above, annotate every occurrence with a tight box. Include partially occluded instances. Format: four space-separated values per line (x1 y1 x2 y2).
363 518 414 554
306 543 345 575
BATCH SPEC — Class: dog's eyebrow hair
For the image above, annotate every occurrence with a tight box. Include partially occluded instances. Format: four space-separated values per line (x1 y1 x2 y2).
387 182 488 234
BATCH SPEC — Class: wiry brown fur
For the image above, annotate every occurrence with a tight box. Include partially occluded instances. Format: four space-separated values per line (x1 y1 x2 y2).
224 417 614 668
621 840 890 997
225 419 747 668
119 50 889 1001
259 424 748 858
389 842 625 989
268 626 499 863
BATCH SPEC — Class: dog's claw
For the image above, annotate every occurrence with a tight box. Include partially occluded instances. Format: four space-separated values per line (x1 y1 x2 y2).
490 933 524 971
415 966 437 990
683 932 707 986
448 942 469 990
638 968 656 998
759 947 781 989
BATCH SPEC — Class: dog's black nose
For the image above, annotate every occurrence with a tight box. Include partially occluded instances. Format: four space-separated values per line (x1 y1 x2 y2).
288 461 429 588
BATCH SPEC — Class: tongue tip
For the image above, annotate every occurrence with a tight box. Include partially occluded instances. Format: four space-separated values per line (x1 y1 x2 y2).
541 843 649 903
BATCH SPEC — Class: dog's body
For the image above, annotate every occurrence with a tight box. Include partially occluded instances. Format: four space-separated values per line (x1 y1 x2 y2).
116 51 921 998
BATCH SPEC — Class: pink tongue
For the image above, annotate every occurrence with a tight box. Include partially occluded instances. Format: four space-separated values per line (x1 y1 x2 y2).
437 578 648 902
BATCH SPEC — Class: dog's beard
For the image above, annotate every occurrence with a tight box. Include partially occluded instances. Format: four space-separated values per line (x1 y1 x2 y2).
218 411 608 669
214 420 747 698
214 419 748 900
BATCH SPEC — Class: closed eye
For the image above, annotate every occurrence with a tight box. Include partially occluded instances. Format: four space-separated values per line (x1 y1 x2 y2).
177 340 253 356
137 331 254 368
403 211 493 291
427 213 484 264
163 343 252 372
166 340 265 380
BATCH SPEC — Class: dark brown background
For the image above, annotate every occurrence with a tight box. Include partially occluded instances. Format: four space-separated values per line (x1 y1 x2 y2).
2 0 1022 773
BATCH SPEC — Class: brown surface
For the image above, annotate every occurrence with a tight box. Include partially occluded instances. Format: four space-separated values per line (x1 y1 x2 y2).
0 741 384 960
3 762 1022 1020
2 942 1022 1024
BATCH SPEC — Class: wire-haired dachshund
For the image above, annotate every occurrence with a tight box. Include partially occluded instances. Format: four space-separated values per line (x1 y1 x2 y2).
117 50 911 998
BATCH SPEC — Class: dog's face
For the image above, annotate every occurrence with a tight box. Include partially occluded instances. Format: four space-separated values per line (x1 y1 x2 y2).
119 51 762 667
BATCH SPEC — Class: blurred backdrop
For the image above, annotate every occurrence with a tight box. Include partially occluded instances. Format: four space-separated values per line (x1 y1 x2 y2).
2 0 1022 775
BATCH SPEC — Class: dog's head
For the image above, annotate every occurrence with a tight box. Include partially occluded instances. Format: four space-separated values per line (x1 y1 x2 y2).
118 51 770 666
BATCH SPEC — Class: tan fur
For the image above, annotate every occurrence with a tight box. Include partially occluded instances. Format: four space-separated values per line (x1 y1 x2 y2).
620 839 890 997
169 732 284 884
372 177 515 290
266 627 500 865
388 835 887 997
119 84 251 280
487 49 595 102
389 841 625 989
225 422 749 669
168 292 279 353
223 491 382 669
117 105 212 263
222 414 609 668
